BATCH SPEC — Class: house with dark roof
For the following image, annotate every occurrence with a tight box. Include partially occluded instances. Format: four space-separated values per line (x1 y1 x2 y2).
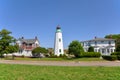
16 37 40 56
81 37 115 55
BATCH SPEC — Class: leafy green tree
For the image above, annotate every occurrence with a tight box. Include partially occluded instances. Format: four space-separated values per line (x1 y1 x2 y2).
0 29 17 57
6 45 19 53
32 47 48 57
68 40 84 58
115 39 120 52
88 46 94 52
105 34 120 39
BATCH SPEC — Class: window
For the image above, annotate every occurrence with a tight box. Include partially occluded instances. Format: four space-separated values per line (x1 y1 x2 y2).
94 49 97 52
36 44 38 47
101 41 104 43
59 38 61 42
26 44 29 47
111 49 113 53
109 41 111 45
88 41 91 46
26 50 29 53
98 49 100 52
19 48 23 53
29 44 32 46
107 49 109 53
59 49 61 53
95 41 97 45
102 49 105 54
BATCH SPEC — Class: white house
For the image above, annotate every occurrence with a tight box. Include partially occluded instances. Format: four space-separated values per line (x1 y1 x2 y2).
81 37 115 55
15 37 40 56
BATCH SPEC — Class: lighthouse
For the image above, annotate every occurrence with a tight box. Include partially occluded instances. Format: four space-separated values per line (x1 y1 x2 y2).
54 25 64 56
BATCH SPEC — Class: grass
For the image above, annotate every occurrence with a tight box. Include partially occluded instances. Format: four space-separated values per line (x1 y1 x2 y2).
10 57 105 61
0 64 120 80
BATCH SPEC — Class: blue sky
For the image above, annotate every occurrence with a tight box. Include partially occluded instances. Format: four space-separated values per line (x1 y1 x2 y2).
0 0 120 48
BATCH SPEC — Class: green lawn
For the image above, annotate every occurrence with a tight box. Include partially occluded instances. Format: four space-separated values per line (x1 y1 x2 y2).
12 57 105 61
0 64 120 80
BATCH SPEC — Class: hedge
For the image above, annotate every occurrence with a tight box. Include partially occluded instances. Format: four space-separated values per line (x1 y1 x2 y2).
111 52 120 60
81 52 101 58
117 55 120 60
102 55 117 61
111 52 120 55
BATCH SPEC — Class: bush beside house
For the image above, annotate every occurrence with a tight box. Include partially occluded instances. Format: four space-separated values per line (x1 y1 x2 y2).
68 40 84 58
81 52 101 58
102 52 120 61
32 47 48 58
102 55 117 61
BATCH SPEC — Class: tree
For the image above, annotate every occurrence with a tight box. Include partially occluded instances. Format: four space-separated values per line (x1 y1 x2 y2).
68 40 84 58
0 29 17 57
115 39 120 52
105 34 120 39
88 46 94 52
6 45 19 53
32 47 48 57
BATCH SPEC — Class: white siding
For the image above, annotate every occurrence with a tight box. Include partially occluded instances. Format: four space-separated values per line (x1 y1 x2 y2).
81 39 115 55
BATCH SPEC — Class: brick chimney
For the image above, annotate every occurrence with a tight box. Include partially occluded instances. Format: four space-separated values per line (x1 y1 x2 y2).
21 37 24 39
35 36 38 40
94 36 97 39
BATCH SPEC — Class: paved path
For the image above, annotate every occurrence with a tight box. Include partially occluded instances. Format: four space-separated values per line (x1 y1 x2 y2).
1 60 120 66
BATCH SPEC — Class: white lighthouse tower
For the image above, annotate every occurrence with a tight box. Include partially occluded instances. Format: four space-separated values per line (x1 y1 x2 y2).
54 25 64 56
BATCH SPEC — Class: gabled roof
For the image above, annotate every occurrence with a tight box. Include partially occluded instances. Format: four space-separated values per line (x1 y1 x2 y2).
22 39 36 44
18 37 38 44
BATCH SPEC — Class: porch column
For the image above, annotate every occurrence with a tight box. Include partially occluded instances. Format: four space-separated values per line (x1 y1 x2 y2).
105 49 107 55
109 49 111 54
100 49 102 55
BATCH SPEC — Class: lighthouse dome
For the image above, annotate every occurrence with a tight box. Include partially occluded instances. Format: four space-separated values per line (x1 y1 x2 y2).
57 26 61 29
56 25 62 32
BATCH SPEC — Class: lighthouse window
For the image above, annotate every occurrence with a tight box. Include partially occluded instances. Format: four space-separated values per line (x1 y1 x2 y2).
59 38 61 42
59 49 61 53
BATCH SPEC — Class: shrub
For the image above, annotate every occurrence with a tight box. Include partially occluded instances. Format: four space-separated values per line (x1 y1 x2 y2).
49 54 58 58
59 54 63 57
111 52 120 60
21 55 24 58
117 55 120 60
111 52 120 55
102 55 117 61
81 52 101 58
102 55 110 60
59 54 67 58
68 40 84 58
111 55 117 61
88 46 94 52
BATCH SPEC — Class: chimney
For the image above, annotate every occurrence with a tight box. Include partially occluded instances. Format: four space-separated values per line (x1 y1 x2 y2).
35 36 38 40
21 37 24 39
95 36 97 39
